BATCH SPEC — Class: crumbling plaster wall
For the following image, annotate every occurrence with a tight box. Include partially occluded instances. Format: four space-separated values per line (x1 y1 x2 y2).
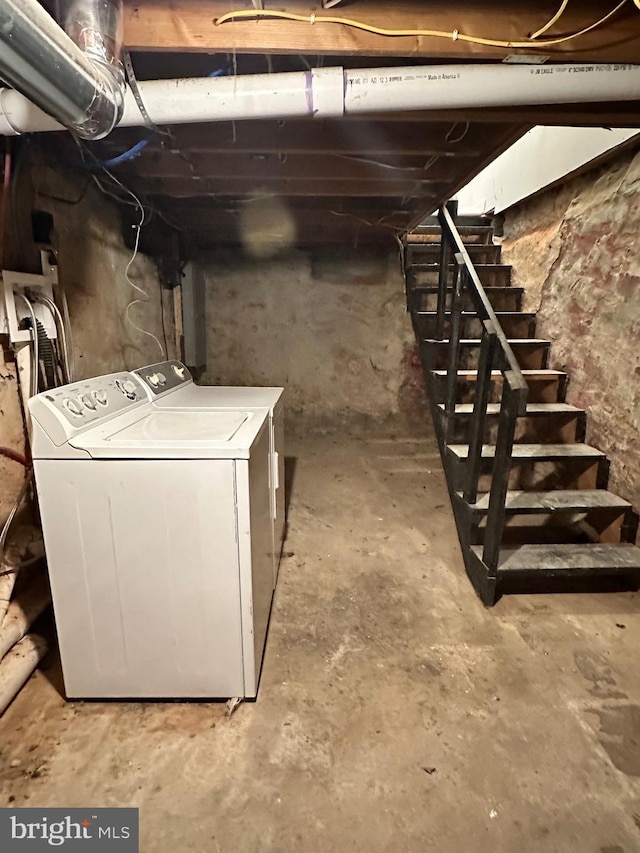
0 147 174 520
199 247 414 418
501 147 640 510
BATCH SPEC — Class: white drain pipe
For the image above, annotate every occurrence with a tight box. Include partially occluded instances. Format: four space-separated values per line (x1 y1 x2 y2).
1 62 639 136
0 573 50 660
0 634 47 715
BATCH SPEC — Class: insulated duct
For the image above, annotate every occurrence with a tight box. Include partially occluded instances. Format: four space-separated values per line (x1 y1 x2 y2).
0 62 639 136
0 0 124 139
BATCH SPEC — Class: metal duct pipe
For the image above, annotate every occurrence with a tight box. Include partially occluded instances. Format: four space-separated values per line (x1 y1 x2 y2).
0 0 124 139
0 62 639 136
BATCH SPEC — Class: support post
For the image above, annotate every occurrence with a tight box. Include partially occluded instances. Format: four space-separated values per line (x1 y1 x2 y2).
464 321 497 505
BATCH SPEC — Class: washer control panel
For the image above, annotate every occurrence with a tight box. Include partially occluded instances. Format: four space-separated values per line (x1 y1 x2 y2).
37 372 147 430
134 360 193 397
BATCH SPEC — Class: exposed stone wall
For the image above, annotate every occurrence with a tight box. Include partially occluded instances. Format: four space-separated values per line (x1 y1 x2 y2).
30 155 174 378
199 247 414 418
0 345 26 522
502 147 640 511
0 149 175 521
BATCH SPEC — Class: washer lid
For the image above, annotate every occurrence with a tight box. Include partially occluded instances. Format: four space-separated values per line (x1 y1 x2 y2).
69 406 269 459
153 384 284 413
109 410 248 442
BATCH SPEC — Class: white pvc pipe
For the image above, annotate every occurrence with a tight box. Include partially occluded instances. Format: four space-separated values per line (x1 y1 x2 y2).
0 633 47 715
344 63 640 113
0 573 50 660
0 571 17 627
1 63 640 135
120 67 346 126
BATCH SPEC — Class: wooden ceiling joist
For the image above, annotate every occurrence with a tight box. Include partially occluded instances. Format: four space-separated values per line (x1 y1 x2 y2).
130 175 443 197
356 104 640 127
153 195 417 211
162 209 412 226
100 120 488 156
121 151 453 182
189 222 404 246
123 0 640 63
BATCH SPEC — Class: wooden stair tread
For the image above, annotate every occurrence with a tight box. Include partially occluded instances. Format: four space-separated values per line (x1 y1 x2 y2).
467 489 631 513
414 310 531 319
407 239 497 248
438 402 583 415
431 368 564 379
411 225 493 235
412 285 522 294
409 263 511 271
471 543 640 573
447 443 605 460
427 338 549 346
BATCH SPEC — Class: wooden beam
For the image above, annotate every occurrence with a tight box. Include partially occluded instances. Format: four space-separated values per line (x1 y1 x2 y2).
191 224 399 246
124 0 640 62
352 104 640 127
122 150 455 181
154 195 419 213
160 208 412 231
127 176 444 197
100 119 488 155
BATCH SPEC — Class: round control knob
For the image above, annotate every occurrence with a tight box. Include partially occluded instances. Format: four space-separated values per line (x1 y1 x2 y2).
80 393 97 411
93 390 108 406
172 364 185 379
147 373 160 388
116 379 138 400
122 379 138 398
63 397 83 417
156 372 167 386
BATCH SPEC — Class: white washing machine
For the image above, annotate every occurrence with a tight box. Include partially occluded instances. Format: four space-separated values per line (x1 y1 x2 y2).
133 361 285 583
28 370 275 700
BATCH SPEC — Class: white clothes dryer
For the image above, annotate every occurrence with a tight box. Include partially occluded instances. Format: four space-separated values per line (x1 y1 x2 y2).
134 361 285 583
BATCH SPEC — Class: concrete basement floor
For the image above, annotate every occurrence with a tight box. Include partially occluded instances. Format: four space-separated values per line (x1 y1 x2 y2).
2 420 640 852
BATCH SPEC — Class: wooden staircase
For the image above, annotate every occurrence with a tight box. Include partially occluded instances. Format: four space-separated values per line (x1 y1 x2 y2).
404 205 640 605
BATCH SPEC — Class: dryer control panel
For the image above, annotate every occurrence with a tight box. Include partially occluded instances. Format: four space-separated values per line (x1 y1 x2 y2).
134 360 193 397
29 372 148 447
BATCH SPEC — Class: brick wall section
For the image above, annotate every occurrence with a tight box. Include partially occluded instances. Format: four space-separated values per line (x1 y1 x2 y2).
502 147 640 511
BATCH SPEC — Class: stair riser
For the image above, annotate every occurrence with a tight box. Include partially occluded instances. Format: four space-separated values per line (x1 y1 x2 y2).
407 245 502 264
451 458 608 494
430 373 566 404
418 291 522 312
409 267 512 287
445 413 585 445
412 314 534 339
428 341 549 371
468 512 629 548
409 226 493 243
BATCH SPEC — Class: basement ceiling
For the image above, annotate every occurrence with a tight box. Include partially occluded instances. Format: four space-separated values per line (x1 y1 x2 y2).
76 1 640 250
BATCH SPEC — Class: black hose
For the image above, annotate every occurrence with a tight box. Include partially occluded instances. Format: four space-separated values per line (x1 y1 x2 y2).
35 318 57 388
18 315 57 388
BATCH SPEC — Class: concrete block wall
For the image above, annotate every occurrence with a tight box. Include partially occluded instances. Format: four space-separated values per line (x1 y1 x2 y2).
502 147 640 510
